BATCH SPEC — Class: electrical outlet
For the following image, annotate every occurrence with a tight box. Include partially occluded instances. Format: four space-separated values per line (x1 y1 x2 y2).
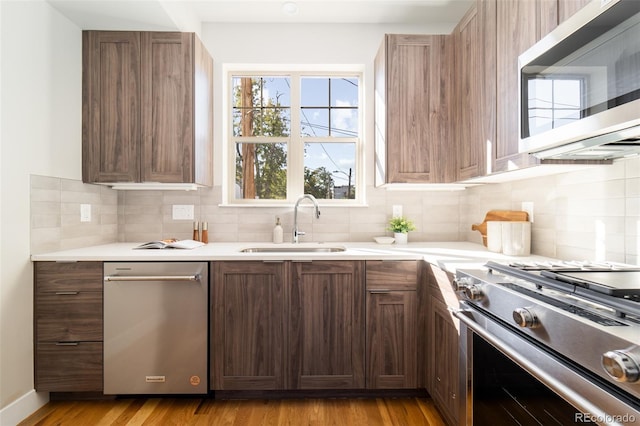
392 205 403 218
521 201 534 223
80 204 91 222
172 205 195 220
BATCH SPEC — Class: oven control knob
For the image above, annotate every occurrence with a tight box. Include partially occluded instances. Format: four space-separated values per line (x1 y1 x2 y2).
464 285 484 301
602 351 640 383
452 277 473 292
512 308 539 328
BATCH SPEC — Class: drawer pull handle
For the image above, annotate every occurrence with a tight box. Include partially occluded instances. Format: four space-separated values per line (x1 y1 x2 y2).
55 291 79 295
56 342 79 346
368 289 391 294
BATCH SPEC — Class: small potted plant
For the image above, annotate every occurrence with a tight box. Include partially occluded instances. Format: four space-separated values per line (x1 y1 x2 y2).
387 216 416 244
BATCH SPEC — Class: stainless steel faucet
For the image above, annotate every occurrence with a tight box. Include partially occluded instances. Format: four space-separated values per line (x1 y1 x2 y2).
293 194 321 243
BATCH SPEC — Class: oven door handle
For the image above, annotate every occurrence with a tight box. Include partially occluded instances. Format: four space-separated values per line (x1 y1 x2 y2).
452 309 624 425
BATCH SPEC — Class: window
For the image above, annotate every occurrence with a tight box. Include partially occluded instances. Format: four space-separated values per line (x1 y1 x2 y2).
226 70 362 204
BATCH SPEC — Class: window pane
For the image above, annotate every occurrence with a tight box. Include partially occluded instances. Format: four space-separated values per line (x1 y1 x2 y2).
330 108 358 137
303 143 356 199
331 78 359 138
301 77 328 106
331 78 358 107
232 76 290 137
301 108 329 137
235 143 287 200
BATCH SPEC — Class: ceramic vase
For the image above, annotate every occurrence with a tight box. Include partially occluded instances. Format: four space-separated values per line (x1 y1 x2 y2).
394 232 408 244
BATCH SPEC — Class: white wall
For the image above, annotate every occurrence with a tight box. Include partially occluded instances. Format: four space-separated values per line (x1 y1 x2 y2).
0 0 81 421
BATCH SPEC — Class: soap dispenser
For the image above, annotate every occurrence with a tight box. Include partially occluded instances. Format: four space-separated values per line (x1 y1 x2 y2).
273 217 283 243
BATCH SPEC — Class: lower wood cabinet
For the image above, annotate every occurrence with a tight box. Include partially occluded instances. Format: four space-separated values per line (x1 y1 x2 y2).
211 260 366 391
365 261 418 389
211 259 422 392
288 261 365 389
34 261 104 392
210 261 285 390
35 342 103 392
426 263 461 426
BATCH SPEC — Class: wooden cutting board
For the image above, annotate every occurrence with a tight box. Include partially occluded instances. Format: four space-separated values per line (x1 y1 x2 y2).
472 210 529 247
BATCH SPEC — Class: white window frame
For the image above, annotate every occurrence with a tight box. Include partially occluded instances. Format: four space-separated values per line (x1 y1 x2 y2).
222 65 365 206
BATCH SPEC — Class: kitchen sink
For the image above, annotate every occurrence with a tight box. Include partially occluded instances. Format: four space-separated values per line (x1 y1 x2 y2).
240 245 346 253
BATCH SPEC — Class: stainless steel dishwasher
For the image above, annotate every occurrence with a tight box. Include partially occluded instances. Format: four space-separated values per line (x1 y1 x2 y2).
103 262 208 395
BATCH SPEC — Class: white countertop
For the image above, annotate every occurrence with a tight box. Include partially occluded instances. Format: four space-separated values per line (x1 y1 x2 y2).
31 241 552 273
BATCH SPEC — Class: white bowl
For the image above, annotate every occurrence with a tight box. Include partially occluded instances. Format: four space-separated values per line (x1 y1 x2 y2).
374 236 395 244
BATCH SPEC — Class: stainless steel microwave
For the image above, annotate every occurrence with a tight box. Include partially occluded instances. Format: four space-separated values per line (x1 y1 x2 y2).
519 0 640 161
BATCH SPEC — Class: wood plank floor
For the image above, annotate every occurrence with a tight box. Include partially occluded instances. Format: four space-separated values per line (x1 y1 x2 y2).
19 397 446 426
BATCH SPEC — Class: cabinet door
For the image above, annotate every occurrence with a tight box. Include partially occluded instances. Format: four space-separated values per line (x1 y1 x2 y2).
211 261 284 390
375 34 455 184
288 261 365 389
82 31 141 183
429 296 460 426
455 4 485 180
493 0 544 172
426 264 460 425
366 290 417 389
140 32 194 183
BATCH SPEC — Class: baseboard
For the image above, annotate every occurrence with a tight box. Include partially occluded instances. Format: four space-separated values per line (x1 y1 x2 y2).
0 390 49 426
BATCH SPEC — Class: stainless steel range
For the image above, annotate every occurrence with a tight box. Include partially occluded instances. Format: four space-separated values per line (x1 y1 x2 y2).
454 260 640 426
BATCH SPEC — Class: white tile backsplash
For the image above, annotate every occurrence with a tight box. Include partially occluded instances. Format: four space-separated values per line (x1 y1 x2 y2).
30 175 118 254
463 156 640 264
30 156 640 264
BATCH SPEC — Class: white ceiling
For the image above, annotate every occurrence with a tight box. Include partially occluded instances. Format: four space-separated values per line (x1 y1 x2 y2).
47 0 473 30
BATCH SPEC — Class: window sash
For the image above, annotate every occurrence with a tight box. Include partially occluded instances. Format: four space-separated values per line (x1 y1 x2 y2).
225 70 363 205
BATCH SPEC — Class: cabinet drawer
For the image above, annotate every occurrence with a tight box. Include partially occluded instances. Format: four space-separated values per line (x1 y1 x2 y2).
35 262 103 292
35 342 103 392
366 261 418 290
36 292 103 342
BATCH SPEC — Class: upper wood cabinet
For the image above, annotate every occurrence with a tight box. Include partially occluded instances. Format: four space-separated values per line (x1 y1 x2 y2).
474 0 592 176
82 31 213 186
491 0 560 173
374 34 456 184
453 3 486 180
